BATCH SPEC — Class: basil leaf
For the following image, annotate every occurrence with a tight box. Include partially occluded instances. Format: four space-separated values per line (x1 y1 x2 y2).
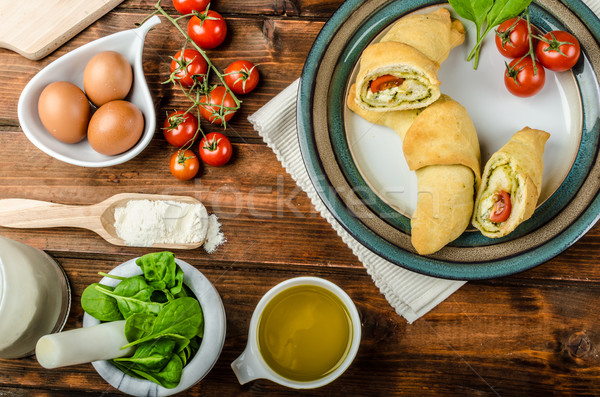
487 0 533 27
448 0 493 36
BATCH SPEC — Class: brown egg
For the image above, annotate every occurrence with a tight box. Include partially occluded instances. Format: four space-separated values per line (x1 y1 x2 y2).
87 100 144 155
83 51 133 107
37 81 90 144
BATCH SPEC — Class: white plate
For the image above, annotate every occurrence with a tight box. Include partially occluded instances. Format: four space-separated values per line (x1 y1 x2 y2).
345 9 582 217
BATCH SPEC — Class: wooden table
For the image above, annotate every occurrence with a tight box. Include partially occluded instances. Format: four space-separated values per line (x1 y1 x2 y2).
1 1 600 395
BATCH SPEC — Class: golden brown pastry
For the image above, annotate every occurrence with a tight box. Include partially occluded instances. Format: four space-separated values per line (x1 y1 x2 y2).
472 127 550 238
353 8 465 113
403 96 480 255
347 90 481 255
380 7 466 63
354 42 442 112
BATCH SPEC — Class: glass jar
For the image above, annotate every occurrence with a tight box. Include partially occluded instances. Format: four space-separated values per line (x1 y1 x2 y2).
0 236 71 359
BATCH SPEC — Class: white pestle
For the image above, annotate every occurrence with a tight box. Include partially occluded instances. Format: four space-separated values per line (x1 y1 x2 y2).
35 320 133 369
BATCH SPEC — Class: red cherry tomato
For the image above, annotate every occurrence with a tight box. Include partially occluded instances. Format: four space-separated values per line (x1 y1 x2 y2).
224 60 260 95
370 74 404 93
170 49 208 87
163 110 199 147
495 18 531 59
199 132 232 166
169 149 200 180
173 0 210 15
198 86 237 125
489 191 512 223
504 57 546 97
187 10 227 50
535 30 581 72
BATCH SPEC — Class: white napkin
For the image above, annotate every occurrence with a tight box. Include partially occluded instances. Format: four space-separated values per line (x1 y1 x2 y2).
249 80 464 323
248 1 600 323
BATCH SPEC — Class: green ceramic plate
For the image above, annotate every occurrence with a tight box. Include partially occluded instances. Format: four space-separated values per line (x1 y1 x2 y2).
297 0 600 280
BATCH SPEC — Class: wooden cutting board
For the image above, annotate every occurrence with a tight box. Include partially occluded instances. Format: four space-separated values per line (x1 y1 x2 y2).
0 0 125 60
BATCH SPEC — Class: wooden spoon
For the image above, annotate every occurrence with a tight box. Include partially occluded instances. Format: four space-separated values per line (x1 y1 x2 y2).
0 193 207 249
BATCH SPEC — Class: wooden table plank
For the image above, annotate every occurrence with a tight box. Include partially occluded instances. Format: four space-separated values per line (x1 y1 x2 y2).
1 0 600 396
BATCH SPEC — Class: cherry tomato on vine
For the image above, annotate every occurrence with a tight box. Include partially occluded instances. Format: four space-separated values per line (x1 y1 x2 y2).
198 86 237 125
489 191 512 223
535 30 581 72
187 10 227 50
199 132 232 166
169 149 200 180
170 49 208 87
504 57 546 97
163 110 199 147
495 18 531 59
173 0 210 15
224 60 260 95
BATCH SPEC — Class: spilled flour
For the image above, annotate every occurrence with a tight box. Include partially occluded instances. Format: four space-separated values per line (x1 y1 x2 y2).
113 199 225 253
204 214 226 253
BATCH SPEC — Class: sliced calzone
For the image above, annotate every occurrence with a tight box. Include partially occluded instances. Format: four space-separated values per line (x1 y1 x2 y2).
353 7 465 113
472 127 550 238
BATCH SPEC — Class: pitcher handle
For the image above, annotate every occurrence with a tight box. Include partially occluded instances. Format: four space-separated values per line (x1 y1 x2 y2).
231 345 270 384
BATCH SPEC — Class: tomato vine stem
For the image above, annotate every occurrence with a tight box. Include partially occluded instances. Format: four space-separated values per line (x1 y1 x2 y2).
149 0 241 153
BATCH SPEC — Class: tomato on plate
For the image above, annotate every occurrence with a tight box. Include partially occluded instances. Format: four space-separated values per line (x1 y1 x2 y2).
173 0 210 15
198 86 237 125
199 132 232 166
370 75 404 93
187 10 227 50
535 30 581 72
495 18 531 59
504 57 546 97
224 60 259 95
170 149 200 180
170 49 208 87
489 191 512 223
163 110 199 147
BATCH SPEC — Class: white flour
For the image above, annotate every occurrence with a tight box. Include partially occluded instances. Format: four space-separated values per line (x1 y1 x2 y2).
203 214 226 253
113 199 225 253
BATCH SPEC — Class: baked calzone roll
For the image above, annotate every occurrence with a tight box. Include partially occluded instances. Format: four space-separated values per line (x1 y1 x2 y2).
472 127 550 238
353 8 465 113
347 91 481 255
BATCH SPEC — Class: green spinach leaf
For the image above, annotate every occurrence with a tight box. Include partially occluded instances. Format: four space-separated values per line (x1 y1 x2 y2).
135 251 184 294
129 354 184 389
447 0 492 39
121 297 203 349
124 313 156 342
81 283 123 322
448 0 531 68
96 284 164 318
487 0 533 27
114 339 176 371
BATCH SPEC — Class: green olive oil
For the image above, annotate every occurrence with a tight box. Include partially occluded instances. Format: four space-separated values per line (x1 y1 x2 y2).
257 285 353 382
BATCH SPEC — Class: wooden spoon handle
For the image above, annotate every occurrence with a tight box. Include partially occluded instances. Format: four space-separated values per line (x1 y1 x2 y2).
0 199 102 230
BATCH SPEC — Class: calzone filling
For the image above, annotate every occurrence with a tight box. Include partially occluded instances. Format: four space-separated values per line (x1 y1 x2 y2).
360 70 434 109
476 161 517 231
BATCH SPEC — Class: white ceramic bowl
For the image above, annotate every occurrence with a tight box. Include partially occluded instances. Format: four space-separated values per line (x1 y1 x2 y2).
17 16 161 167
82 257 226 397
